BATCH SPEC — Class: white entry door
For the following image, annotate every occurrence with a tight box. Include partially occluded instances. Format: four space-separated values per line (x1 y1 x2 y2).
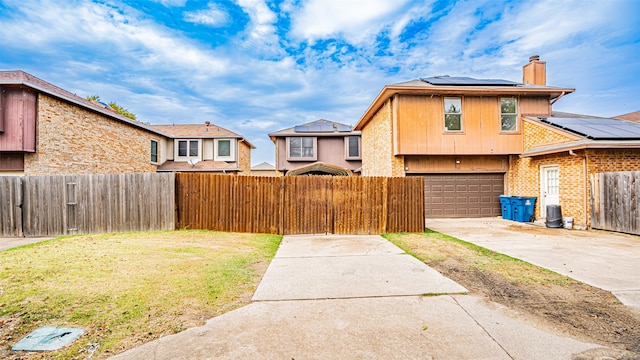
540 165 560 217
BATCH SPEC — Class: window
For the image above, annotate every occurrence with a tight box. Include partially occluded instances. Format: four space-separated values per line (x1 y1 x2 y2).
444 97 462 132
345 136 361 159
501 98 518 131
214 139 235 161
177 140 199 158
217 140 230 157
287 137 316 161
150 140 158 163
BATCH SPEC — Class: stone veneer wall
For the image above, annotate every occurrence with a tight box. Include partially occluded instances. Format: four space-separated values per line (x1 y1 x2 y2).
24 94 158 175
361 99 405 177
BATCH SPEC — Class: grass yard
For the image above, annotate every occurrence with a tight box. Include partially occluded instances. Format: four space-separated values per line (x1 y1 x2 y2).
0 231 282 359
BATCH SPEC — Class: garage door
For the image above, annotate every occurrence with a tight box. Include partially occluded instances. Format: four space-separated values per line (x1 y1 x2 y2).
421 174 504 218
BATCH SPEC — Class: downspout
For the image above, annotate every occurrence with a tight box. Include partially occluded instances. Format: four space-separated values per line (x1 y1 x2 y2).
569 150 588 229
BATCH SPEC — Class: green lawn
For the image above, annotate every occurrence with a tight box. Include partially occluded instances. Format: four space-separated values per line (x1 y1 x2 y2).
0 231 281 359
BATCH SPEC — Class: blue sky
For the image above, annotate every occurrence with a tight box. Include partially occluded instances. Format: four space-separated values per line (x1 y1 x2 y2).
1 0 639 166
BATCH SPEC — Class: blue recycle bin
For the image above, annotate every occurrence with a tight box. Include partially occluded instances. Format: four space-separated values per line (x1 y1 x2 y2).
499 195 512 220
511 196 537 222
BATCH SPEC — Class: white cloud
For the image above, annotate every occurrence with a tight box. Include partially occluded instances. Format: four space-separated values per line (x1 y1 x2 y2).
151 0 188 7
289 0 411 44
183 3 229 26
235 0 279 50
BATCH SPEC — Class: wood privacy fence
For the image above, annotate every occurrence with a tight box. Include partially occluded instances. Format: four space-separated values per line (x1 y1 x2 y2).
590 171 640 235
0 173 175 237
176 173 425 235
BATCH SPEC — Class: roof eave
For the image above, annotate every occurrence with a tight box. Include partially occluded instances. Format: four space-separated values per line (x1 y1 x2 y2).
354 85 575 130
0 78 164 137
521 141 640 157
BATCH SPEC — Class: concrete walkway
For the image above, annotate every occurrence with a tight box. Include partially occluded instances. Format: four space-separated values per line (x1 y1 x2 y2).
111 234 604 359
0 237 53 251
426 218 640 308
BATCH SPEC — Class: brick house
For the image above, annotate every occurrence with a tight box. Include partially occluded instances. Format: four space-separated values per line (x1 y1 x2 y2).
269 119 362 176
0 71 253 175
354 57 640 228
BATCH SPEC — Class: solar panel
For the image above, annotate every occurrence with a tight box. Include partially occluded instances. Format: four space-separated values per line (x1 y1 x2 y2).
336 124 352 132
294 124 334 133
540 117 640 140
421 76 519 86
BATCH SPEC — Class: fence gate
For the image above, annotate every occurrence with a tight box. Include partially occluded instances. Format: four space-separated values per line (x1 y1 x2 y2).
590 171 640 235
176 174 425 235
0 173 176 237
0 176 23 237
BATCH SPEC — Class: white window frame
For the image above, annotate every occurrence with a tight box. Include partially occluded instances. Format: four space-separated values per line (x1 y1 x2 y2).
150 139 159 164
500 97 518 132
345 136 361 160
286 136 317 161
444 97 463 132
214 138 236 162
175 139 201 162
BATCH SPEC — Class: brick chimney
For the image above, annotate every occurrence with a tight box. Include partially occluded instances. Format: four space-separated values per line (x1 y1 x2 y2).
522 55 546 86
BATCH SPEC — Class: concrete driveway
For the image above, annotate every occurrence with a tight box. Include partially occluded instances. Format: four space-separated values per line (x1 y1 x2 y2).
111 234 603 359
426 218 640 308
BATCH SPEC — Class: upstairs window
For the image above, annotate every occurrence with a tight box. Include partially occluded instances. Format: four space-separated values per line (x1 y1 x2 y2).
287 137 317 161
345 136 361 160
177 140 199 158
444 97 462 132
150 140 158 163
214 139 235 161
501 98 518 131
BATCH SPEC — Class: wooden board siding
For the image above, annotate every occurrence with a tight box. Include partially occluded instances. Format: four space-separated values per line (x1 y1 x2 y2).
0 87 37 152
519 96 551 116
275 136 361 172
394 95 531 155
0 153 24 171
405 155 508 173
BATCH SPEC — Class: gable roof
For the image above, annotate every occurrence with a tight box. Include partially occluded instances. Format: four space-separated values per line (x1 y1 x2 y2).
522 112 640 157
269 119 360 142
614 110 640 123
0 70 255 148
354 76 575 130
0 70 159 135
251 162 276 171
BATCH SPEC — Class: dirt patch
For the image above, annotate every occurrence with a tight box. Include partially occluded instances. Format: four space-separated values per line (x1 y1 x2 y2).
431 256 640 357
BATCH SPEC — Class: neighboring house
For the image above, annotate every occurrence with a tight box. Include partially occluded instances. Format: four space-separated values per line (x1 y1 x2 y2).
354 56 640 227
149 123 254 173
268 119 362 176
250 162 278 177
0 70 253 175
614 110 640 123
510 112 640 228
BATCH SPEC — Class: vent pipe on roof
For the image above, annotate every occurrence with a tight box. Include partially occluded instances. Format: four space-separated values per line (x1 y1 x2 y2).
205 121 210 126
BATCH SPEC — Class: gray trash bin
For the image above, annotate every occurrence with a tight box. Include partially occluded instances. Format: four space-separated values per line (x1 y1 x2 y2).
545 205 563 228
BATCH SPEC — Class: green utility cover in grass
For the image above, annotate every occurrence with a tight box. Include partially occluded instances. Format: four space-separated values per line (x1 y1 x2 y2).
12 326 85 351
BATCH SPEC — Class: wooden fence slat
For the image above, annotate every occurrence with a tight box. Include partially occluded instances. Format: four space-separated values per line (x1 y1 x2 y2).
590 171 640 235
